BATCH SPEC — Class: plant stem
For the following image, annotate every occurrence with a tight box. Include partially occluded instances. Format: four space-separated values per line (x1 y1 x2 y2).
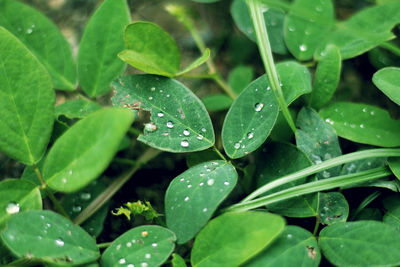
313 215 320 236
247 0 297 134
241 148 400 202
380 41 400 57
73 148 161 225
213 146 228 162
226 166 391 212
33 164 70 219
97 242 113 249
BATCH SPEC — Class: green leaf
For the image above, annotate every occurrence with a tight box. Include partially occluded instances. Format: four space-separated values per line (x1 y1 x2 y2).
191 0 220 3
172 253 187 267
0 27 55 165
43 108 134 192
0 179 42 229
309 44 342 110
231 0 287 54
201 94 233 112
1 210 99 265
191 211 285 267
315 2 400 60
318 192 349 225
101 225 176 267
284 0 335 61
228 65 254 95
112 75 215 152
383 206 400 232
222 75 279 159
119 22 180 77
319 221 400 266
0 0 76 90
55 99 102 120
319 102 400 147
244 226 320 267
270 110 297 142
296 107 342 179
372 67 400 106
176 49 210 76
165 160 238 244
256 142 318 218
78 0 130 97
354 208 382 221
388 157 400 181
276 61 312 105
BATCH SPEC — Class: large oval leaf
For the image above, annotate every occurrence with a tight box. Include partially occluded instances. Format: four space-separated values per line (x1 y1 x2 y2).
43 108 134 192
1 210 99 265
0 179 42 229
319 102 400 147
191 211 285 267
372 67 400 106
165 160 237 244
78 0 130 97
0 27 54 165
222 75 279 159
319 221 400 266
112 75 215 152
101 225 176 267
244 226 320 267
0 0 76 90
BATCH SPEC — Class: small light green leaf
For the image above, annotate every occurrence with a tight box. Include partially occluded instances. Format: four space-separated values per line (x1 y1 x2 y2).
165 160 237 244
276 61 312 105
0 0 76 90
284 0 335 61
119 22 180 77
201 94 233 112
0 27 54 165
55 99 102 120
309 44 342 110
101 225 176 267
383 206 400 232
296 107 342 179
319 102 400 147
1 210 99 265
172 253 187 267
228 65 254 95
244 226 320 267
318 192 349 225
222 75 279 159
191 211 285 267
373 67 400 106
176 49 210 76
256 142 318 218
315 2 400 60
43 108 134 192
78 0 130 97
319 221 400 266
112 75 215 152
0 179 42 229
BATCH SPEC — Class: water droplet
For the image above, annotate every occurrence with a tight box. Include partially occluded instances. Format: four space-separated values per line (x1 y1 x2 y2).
128 264 134 267
200 173 205 177
26 28 33 34
141 263 148 267
166 121 174 128
145 122 157 132
184 196 189 202
288 26 295 32
148 96 153 100
316 5 323 12
203 208 208 212
207 179 215 186
150 87 156 91
183 129 190 136
322 171 331 178
80 192 91 200
247 132 254 139
197 134 204 140
180 178 184 182
266 86 271 91
370 111 375 115
181 140 189 147
6 203 20 214
72 206 82 213
119 258 126 264
152 243 158 247
287 234 293 239
126 242 132 247
145 253 151 259
255 103 264 112
55 239 64 247
299 44 307 51
187 184 192 188
201 128 206 132
199 182 204 186
224 181 230 186
157 112 164 117
325 118 334 125
166 94 170 98
360 124 365 128
234 143 240 149
68 170 73 175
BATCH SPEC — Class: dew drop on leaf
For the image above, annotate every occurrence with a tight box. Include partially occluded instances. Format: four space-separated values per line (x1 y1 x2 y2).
145 122 157 132
6 203 20 214
166 121 174 128
80 192 91 200
145 253 151 259
183 129 190 136
181 140 189 147
299 44 307 51
234 142 240 149
72 206 82 213
55 238 64 247
152 243 158 247
141 263 148 267
119 258 126 264
150 87 156 91
157 112 164 118
254 103 264 112
207 179 215 186
247 132 254 139
197 134 204 140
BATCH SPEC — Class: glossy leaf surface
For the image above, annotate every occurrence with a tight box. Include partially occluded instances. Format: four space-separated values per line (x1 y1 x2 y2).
372 67 400 106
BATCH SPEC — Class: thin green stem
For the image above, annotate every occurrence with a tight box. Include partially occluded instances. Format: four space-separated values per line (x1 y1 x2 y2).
350 191 381 220
97 242 113 249
213 146 228 162
247 0 297 134
313 216 320 236
226 167 391 212
73 148 161 225
380 41 400 57
242 148 400 202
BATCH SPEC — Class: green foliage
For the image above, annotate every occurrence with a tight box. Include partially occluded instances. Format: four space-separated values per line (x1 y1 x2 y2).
372 67 400 105
112 200 159 221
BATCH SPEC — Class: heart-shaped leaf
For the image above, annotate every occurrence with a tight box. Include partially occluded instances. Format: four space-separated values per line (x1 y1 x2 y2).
112 75 215 152
101 225 176 267
165 160 237 244
372 67 400 106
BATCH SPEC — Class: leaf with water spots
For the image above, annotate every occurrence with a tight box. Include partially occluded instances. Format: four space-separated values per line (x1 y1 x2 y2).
112 75 215 152
165 160 237 244
372 67 400 106
55 99 102 120
191 211 285 267
296 107 342 179
222 75 279 159
228 65 254 95
244 226 320 267
318 192 349 225
319 221 400 266
201 94 233 112
1 210 99 265
0 0 76 90
319 102 400 147
0 179 42 229
101 225 176 267
309 44 342 110
43 108 134 192
0 27 55 165
284 0 335 61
